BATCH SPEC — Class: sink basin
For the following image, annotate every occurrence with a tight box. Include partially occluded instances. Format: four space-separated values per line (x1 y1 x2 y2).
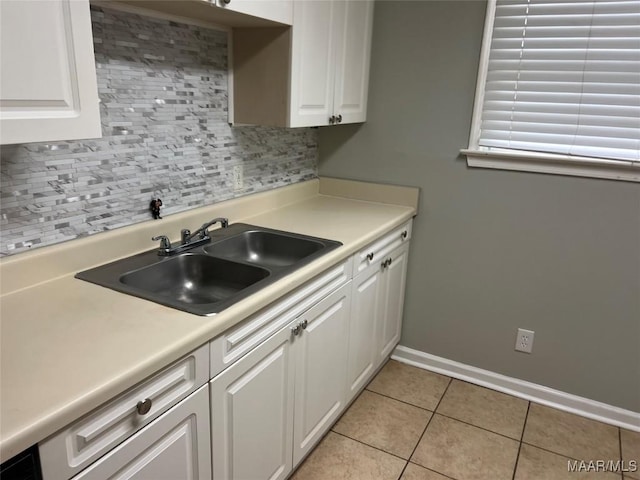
75 223 342 315
120 254 269 305
204 230 324 268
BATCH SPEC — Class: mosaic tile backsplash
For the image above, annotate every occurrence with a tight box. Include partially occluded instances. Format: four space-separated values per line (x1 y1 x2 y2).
0 7 317 256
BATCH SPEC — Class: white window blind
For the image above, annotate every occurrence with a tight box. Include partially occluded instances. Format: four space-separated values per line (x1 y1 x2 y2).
465 0 640 181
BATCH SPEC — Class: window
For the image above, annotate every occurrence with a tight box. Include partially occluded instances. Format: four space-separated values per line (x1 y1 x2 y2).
463 0 640 182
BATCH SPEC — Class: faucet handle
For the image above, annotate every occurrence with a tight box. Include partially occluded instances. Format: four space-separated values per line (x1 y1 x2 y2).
152 235 171 251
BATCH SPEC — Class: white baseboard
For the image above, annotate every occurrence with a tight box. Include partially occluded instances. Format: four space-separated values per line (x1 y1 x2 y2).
392 345 640 433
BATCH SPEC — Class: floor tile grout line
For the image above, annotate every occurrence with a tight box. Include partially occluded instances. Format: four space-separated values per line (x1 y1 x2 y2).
366 386 527 443
520 441 635 478
330 430 410 463
618 426 623 465
429 410 524 443
511 401 531 480
404 463 458 480
395 462 409 480
401 376 455 478
365 386 438 413
519 440 626 467
431 378 530 443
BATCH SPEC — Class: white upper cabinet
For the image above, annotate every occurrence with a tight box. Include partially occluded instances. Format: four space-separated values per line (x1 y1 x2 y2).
232 0 374 127
288 0 338 127
0 0 101 145
214 0 293 25
331 0 374 125
289 0 374 127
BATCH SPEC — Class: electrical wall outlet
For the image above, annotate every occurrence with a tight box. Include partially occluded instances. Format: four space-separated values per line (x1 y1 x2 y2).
233 164 243 191
515 328 535 353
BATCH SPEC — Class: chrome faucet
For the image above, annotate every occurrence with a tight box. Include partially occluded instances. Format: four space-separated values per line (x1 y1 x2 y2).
180 217 229 245
152 217 229 256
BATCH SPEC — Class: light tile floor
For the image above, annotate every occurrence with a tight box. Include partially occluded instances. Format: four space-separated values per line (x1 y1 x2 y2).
291 360 640 480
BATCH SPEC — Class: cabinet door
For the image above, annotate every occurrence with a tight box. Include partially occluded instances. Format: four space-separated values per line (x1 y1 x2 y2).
377 242 410 365
210 324 295 480
346 263 383 403
293 283 351 467
332 0 374 124
72 385 211 480
289 0 338 127
216 0 293 25
0 0 101 144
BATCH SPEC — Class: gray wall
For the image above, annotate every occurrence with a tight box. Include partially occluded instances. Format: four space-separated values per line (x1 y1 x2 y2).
318 0 640 412
0 7 317 256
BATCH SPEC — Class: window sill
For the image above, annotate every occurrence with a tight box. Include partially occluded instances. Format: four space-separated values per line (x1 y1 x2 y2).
461 149 640 183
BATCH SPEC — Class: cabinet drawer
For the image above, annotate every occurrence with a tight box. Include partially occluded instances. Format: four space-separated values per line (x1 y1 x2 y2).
70 385 211 480
39 344 209 480
210 257 352 378
354 220 412 276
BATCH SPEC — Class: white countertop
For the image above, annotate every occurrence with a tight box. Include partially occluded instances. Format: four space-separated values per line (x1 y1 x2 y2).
0 178 418 461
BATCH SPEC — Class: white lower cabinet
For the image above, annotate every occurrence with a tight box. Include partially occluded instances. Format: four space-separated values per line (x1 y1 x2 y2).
72 384 211 480
347 241 411 403
210 283 351 480
345 259 382 402
292 283 351 467
210 322 294 480
377 242 410 364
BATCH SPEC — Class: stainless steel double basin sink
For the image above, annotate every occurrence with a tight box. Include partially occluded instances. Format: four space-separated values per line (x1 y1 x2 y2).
76 223 342 316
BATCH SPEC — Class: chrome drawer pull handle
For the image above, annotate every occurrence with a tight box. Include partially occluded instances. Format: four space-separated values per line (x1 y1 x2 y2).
136 398 153 416
401 230 408 240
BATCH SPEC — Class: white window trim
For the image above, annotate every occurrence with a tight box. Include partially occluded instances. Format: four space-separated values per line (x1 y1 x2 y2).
462 0 640 183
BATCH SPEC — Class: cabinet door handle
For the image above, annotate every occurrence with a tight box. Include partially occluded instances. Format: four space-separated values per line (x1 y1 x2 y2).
337 114 342 123
301 319 308 330
291 324 301 336
366 252 374 261
381 260 387 270
136 398 153 416
329 115 336 124
222 0 231 4
388 258 393 266
401 230 408 240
